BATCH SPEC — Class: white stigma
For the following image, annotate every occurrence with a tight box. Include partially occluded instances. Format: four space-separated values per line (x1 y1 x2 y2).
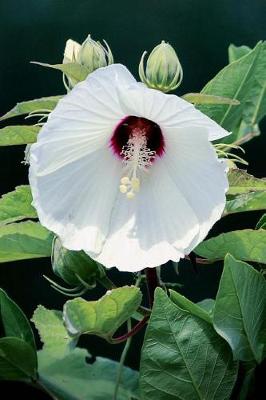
119 128 155 199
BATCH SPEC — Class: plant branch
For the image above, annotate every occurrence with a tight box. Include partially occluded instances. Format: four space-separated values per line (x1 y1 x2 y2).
111 316 149 344
113 319 132 400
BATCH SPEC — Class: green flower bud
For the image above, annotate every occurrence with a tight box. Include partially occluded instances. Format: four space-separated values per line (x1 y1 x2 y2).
52 237 105 287
139 41 183 93
77 34 113 73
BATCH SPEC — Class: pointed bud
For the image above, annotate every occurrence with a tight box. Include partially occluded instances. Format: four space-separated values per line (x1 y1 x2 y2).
139 41 183 93
77 34 113 73
52 237 106 287
63 39 82 89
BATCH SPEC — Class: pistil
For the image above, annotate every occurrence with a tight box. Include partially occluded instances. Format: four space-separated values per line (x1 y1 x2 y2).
119 128 155 199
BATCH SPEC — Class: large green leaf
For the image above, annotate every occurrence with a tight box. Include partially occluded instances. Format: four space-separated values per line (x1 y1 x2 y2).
0 186 37 226
0 289 35 349
0 96 62 121
213 255 266 363
32 305 75 356
195 229 266 263
0 337 37 381
224 191 266 215
169 289 211 323
227 169 266 195
0 221 53 263
38 348 139 400
0 125 40 146
63 286 142 341
139 288 238 400
198 41 266 144
32 62 89 83
182 93 239 105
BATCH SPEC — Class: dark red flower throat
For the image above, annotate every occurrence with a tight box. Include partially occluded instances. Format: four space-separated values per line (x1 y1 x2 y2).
110 116 164 158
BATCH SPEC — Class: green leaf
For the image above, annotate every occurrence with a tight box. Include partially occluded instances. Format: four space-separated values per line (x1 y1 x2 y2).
38 348 139 400
169 289 212 323
182 93 239 105
32 62 89 83
256 214 266 229
34 304 139 399
224 191 266 215
213 255 266 363
228 44 252 63
0 96 62 121
227 169 266 195
0 289 35 349
0 125 40 146
0 337 37 381
0 186 37 226
0 221 53 263
32 305 75 357
195 229 266 263
198 41 266 144
139 288 238 400
63 286 142 340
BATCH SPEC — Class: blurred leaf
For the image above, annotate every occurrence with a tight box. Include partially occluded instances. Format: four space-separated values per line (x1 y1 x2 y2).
38 347 139 400
0 186 37 226
32 62 89 83
169 289 211 323
0 221 53 263
63 286 142 340
227 169 266 195
0 337 37 381
225 191 266 215
139 288 238 400
256 214 266 229
195 229 266 263
228 44 252 63
182 93 239 105
0 96 62 121
0 125 40 146
213 255 266 363
32 305 75 357
0 289 35 349
198 41 266 145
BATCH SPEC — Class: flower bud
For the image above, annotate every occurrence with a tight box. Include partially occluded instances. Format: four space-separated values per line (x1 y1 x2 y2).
52 237 105 287
77 34 113 73
139 41 183 93
63 39 82 89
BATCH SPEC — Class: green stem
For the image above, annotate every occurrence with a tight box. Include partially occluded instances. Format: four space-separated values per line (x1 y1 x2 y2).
113 319 132 400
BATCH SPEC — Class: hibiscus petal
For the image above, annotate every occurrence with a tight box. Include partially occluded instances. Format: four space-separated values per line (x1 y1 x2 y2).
162 126 228 251
93 160 200 271
118 84 229 141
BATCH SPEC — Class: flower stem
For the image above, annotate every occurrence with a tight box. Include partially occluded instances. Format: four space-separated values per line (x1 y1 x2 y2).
113 319 132 400
111 316 149 344
145 268 159 307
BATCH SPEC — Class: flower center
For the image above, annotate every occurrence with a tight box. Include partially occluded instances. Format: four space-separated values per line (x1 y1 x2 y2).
110 116 164 199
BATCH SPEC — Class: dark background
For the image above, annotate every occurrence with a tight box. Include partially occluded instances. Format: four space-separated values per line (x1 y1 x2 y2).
0 0 265 398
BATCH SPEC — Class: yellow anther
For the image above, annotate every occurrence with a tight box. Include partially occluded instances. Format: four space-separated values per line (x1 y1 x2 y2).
119 185 128 194
121 176 130 185
126 191 135 199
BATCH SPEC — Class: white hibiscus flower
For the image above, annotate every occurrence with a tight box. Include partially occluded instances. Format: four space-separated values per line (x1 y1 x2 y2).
29 64 229 272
